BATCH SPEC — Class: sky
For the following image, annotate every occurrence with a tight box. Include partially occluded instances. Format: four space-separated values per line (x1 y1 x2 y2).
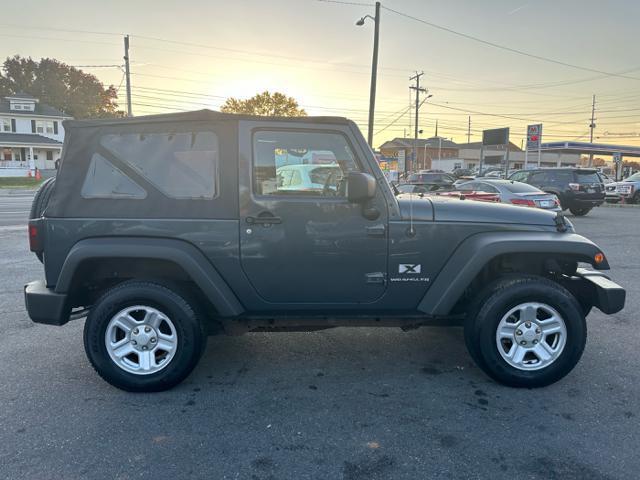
1 0 640 150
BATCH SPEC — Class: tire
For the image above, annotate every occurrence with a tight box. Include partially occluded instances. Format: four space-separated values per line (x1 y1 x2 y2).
29 177 56 263
464 276 586 388
83 280 206 392
569 207 590 216
631 192 640 205
29 177 55 220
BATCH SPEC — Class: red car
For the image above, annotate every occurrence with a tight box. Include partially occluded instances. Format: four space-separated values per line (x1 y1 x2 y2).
433 190 501 203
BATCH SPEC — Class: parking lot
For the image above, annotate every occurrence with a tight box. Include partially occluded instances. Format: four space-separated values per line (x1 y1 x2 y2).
0 201 638 480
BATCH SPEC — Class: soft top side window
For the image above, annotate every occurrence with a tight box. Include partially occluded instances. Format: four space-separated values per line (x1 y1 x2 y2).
100 131 219 199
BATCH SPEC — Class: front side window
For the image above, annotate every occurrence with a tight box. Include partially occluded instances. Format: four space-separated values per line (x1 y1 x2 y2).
101 131 219 199
253 130 359 197
1 118 11 132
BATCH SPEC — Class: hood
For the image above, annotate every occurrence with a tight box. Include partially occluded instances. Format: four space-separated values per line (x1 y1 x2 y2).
428 196 558 226
396 194 435 221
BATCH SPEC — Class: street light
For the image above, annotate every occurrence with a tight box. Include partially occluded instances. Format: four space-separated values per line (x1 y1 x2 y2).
356 1 380 148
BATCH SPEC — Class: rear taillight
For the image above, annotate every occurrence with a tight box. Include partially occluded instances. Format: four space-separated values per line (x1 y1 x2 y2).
28 219 43 253
511 198 536 207
568 183 580 191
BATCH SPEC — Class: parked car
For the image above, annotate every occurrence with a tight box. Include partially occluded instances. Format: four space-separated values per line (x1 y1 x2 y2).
396 183 450 194
276 163 343 194
406 172 455 185
432 190 501 203
508 168 605 216
452 168 475 178
457 179 561 212
25 110 625 392
605 172 640 204
483 170 505 179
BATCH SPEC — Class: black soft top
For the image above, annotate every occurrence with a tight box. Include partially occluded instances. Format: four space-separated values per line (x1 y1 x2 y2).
63 109 352 129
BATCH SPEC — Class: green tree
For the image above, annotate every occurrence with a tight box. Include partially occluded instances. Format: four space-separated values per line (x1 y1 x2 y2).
220 90 306 116
0 55 124 118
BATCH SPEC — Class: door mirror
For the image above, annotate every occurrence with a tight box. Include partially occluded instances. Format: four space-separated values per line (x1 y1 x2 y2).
347 172 377 203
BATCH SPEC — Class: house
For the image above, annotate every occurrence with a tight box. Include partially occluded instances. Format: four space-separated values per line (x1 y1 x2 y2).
379 137 459 171
0 92 72 176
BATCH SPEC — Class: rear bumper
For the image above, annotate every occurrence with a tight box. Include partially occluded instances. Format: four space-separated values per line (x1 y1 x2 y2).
567 197 604 209
24 280 70 326
575 268 625 314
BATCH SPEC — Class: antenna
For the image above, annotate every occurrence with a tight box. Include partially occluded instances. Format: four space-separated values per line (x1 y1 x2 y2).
407 192 416 237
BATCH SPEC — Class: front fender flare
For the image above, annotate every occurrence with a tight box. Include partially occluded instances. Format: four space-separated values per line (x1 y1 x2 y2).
55 237 244 317
418 231 606 316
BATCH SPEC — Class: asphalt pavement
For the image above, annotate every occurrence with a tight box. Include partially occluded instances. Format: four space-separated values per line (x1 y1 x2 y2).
0 201 638 480
0 191 33 227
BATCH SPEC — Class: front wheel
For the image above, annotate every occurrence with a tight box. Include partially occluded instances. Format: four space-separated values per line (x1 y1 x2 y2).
569 207 591 216
464 276 586 388
83 281 206 392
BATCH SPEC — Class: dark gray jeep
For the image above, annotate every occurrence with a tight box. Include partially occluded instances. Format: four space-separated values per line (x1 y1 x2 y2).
24 111 625 392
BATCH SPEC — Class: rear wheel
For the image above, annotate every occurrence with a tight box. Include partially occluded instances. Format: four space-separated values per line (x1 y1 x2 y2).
569 207 591 216
464 276 586 388
83 281 206 392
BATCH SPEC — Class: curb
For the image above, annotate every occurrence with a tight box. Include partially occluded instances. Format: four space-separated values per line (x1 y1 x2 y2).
600 202 640 209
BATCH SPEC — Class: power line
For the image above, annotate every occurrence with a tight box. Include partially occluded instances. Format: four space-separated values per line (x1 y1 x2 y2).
382 5 640 81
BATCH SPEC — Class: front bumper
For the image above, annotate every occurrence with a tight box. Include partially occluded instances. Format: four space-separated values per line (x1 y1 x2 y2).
24 280 70 326
575 268 625 314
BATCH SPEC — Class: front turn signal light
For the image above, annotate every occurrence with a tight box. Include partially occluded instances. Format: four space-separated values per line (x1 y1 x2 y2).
594 252 605 264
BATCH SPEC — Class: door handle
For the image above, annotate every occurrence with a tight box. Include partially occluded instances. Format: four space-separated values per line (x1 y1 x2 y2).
365 224 386 237
246 215 282 225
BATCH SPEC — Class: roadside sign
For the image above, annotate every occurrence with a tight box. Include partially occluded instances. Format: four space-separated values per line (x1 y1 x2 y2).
482 128 509 146
526 124 542 150
613 152 622 163
397 149 406 172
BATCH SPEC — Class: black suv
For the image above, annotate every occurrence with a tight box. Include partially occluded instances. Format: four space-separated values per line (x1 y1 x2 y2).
509 168 604 216
24 111 624 391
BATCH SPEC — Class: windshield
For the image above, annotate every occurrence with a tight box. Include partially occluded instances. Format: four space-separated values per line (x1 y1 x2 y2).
503 182 541 193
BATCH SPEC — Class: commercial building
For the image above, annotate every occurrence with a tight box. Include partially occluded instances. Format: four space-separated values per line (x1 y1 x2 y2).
379 136 581 172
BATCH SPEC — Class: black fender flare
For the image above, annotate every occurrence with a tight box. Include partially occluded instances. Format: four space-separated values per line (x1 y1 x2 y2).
418 231 607 316
54 237 244 317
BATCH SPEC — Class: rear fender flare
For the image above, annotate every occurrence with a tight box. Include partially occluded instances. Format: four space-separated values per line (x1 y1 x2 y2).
55 237 244 317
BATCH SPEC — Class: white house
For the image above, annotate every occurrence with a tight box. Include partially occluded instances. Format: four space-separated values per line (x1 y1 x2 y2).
0 92 72 176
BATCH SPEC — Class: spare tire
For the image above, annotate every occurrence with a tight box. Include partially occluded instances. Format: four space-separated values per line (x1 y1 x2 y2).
29 177 56 220
29 177 56 263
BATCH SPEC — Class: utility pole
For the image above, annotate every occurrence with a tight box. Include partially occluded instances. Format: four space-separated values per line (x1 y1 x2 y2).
588 94 596 167
409 71 427 174
124 35 133 117
435 119 438 137
367 2 380 147
356 2 380 148
467 116 471 144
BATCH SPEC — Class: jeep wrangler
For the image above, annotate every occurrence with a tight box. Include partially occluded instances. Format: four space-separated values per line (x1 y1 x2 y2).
24 110 625 392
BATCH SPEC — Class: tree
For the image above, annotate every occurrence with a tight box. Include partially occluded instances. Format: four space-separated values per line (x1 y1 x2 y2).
0 56 124 118
220 91 306 116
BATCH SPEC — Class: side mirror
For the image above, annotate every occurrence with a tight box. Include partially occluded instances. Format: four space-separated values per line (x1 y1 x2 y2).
347 172 377 203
